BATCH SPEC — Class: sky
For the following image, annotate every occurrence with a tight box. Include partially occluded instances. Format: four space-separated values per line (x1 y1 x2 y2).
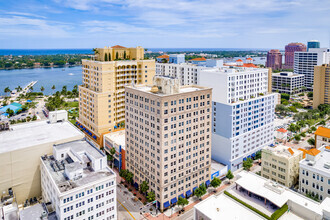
0 0 330 49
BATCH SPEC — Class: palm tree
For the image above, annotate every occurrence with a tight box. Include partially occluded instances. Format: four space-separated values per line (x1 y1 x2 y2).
51 85 56 94
40 86 45 93
4 87 11 96
16 86 22 92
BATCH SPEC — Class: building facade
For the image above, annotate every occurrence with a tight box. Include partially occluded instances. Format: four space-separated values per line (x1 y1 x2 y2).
199 67 275 171
299 146 330 201
78 45 155 145
284 43 306 69
313 64 330 108
308 40 320 51
314 126 330 149
41 140 117 220
266 49 282 70
125 76 212 211
103 129 126 171
169 54 185 64
294 48 330 91
272 72 305 94
261 145 303 188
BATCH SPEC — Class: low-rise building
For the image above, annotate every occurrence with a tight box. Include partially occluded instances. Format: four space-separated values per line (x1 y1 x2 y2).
103 129 126 171
299 146 330 201
169 54 185 64
156 54 169 63
275 128 288 141
261 145 303 187
190 57 206 65
0 112 84 204
272 72 305 94
314 126 330 148
40 140 116 220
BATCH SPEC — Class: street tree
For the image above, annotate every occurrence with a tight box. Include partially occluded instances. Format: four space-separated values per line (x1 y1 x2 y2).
140 181 149 195
307 138 315 146
177 197 189 211
146 191 155 203
243 158 253 171
226 169 234 183
107 147 116 168
210 177 221 190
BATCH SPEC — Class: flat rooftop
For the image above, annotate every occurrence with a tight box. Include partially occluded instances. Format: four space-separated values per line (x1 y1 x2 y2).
195 193 265 220
211 159 227 173
104 130 125 150
201 66 267 74
127 84 209 96
262 145 302 159
300 147 330 173
272 72 304 77
41 140 114 193
0 120 84 154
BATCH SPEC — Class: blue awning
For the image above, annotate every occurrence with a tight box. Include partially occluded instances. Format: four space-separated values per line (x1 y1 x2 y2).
114 126 117 129
178 194 185 199
206 180 211 186
247 155 251 158
243 157 247 161
93 135 97 139
193 187 197 192
83 128 86 131
75 122 78 124
171 197 177 204
134 182 138 188
164 201 170 209
252 153 256 157
186 190 192 197
80 125 83 128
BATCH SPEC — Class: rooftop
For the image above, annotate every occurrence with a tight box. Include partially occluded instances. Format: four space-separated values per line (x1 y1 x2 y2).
300 146 330 174
0 120 84 154
104 130 125 150
272 72 304 77
194 193 265 220
41 140 115 193
157 54 169 59
191 57 206 61
262 145 302 158
277 128 288 133
314 126 330 138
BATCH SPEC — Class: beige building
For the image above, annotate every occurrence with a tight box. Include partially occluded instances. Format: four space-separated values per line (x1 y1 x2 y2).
261 145 303 188
125 76 212 211
313 64 330 109
78 45 155 146
314 126 330 148
0 118 84 204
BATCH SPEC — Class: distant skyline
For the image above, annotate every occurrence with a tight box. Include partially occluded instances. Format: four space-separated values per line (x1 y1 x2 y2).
0 0 330 49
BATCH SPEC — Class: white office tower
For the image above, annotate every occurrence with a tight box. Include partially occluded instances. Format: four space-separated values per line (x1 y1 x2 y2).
40 140 116 220
294 48 330 91
199 67 275 171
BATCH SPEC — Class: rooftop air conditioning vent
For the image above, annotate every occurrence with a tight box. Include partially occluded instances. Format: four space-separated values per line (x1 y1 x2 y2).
324 162 330 169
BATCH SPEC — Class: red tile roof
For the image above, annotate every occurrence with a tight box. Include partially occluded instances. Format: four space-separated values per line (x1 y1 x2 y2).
191 57 206 61
111 45 126 49
314 126 330 138
157 55 169 59
242 63 258 68
306 148 321 156
287 148 294 155
246 58 253 60
236 59 243 62
277 128 288 133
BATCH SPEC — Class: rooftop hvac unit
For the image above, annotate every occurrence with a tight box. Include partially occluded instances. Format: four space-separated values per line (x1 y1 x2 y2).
324 162 330 169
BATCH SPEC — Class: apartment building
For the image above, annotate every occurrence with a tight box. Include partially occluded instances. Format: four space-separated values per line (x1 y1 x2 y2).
313 64 330 108
284 43 306 69
261 145 303 188
78 45 155 145
294 48 330 91
299 146 330 201
199 67 275 171
156 63 204 85
125 76 212 211
314 126 330 149
0 111 84 204
266 49 282 70
272 72 305 94
40 140 116 220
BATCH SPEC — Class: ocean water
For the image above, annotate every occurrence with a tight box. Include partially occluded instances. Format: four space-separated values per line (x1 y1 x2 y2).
0 66 82 96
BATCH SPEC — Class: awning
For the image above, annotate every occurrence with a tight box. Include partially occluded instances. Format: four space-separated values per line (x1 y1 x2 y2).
171 197 177 204
80 125 83 128
163 201 170 209
243 157 247 161
93 135 97 139
252 153 256 157
186 190 192 197
206 180 211 186
83 128 86 131
193 187 197 192
178 194 185 199
134 182 138 188
75 122 78 124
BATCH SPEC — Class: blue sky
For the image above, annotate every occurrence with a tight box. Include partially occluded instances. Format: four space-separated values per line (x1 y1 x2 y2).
0 0 329 49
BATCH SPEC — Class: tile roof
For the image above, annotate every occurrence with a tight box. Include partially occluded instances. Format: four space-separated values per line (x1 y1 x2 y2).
298 148 307 158
111 45 126 49
191 57 206 61
277 128 288 133
157 55 169 59
288 148 294 155
242 63 258 68
236 59 243 62
306 148 321 156
314 126 330 138
246 58 253 60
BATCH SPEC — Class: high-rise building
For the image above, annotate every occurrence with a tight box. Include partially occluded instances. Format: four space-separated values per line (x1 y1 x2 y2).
284 43 306 69
199 67 275 171
261 145 303 188
40 140 117 220
313 64 330 108
294 48 330 91
125 76 212 211
272 72 305 94
78 45 155 146
266 49 282 70
308 40 320 51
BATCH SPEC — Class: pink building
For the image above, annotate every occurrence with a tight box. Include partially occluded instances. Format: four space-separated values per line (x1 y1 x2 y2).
266 49 282 70
284 43 306 69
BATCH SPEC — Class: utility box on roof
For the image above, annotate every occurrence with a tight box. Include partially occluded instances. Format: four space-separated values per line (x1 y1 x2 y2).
49 110 68 124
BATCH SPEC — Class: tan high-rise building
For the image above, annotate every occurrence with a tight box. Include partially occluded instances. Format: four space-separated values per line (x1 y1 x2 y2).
125 76 212 211
78 45 155 145
313 64 330 109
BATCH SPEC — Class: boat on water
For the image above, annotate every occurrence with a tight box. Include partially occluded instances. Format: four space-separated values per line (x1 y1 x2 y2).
68 73 74 76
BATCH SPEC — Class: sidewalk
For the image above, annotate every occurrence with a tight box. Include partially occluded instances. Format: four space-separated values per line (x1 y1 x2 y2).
143 182 231 220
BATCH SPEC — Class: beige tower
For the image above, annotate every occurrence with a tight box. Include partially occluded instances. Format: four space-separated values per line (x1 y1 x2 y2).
78 45 155 146
125 76 212 211
313 64 330 109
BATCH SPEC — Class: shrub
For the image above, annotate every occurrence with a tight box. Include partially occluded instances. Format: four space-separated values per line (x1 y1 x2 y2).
271 204 288 220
